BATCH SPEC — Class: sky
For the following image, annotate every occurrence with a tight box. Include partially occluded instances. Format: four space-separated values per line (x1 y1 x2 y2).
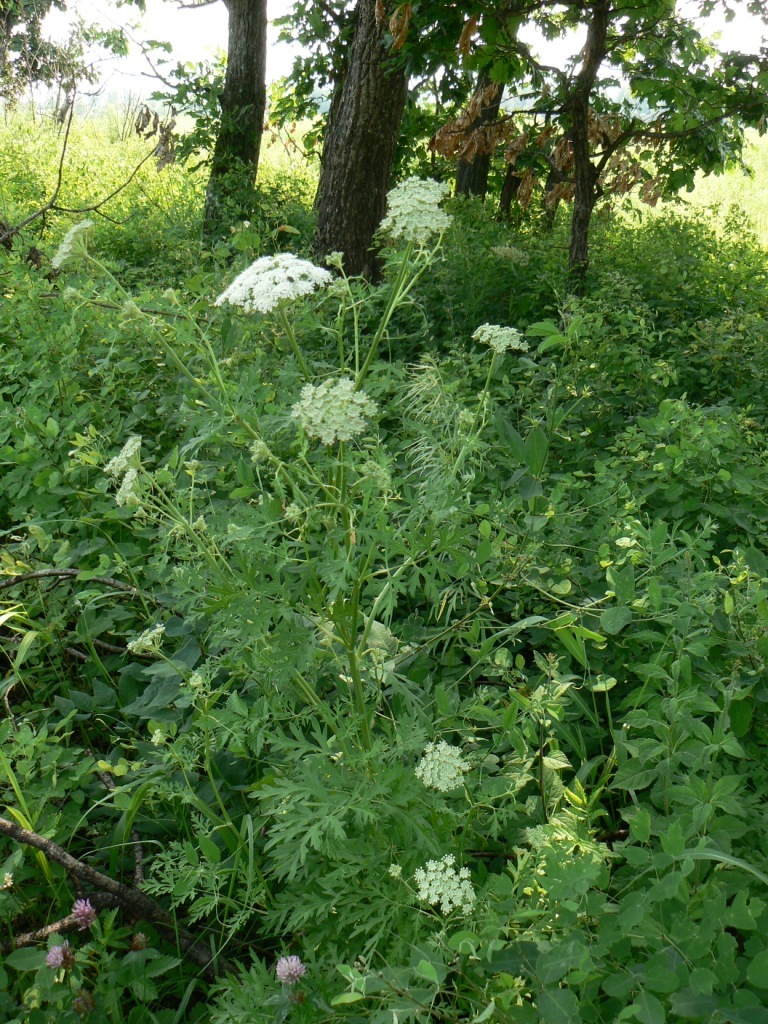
45 0 768 101
45 0 300 96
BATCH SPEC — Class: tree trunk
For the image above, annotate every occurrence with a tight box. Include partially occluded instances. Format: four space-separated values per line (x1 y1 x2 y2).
313 0 408 278
203 0 268 236
497 166 521 221
566 0 610 293
455 74 505 200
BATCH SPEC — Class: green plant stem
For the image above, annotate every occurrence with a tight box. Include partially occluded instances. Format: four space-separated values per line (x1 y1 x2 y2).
345 642 373 751
277 306 311 380
539 717 549 824
355 241 417 390
452 352 499 477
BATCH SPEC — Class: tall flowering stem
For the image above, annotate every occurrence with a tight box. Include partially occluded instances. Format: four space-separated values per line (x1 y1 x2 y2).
453 324 530 477
277 306 311 380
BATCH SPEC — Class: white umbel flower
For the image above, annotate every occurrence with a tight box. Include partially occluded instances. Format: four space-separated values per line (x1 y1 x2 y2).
415 741 470 792
52 219 94 269
414 855 475 914
379 177 452 244
105 435 142 478
214 253 333 314
127 623 165 655
292 377 377 445
472 323 529 354
115 467 142 507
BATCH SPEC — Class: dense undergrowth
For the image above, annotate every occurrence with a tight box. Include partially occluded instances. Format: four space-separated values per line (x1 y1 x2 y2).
2 109 768 1024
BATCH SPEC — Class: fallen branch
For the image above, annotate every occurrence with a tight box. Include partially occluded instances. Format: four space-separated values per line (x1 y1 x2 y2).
0 568 145 597
10 892 121 947
0 817 222 979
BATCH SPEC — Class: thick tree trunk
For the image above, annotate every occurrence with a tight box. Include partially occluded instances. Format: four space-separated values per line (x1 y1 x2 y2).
313 0 408 278
566 1 610 293
455 74 505 200
203 0 268 236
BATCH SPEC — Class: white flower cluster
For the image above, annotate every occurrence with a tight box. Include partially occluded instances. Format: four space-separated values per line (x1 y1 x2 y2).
52 219 94 270
414 855 475 914
1 872 12 890
105 436 143 508
292 377 377 445
115 468 142 507
379 177 452 244
472 323 529 355
250 439 273 464
415 741 470 792
127 623 165 655
492 245 530 266
105 436 142 477
214 254 333 314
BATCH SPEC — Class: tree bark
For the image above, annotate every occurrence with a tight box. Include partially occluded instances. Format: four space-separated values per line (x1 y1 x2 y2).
497 166 521 221
455 74 505 200
203 0 268 236
313 0 408 278
566 0 610 293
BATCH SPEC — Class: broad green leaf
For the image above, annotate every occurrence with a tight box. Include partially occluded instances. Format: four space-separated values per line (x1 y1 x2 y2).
331 992 367 1005
745 950 768 988
630 990 665 1024
600 606 633 634
537 987 580 1024
525 427 549 477
3 947 47 971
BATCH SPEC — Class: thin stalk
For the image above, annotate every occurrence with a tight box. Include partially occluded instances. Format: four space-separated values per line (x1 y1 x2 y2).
452 352 499 477
345 643 373 751
538 717 549 824
277 306 311 380
355 241 415 390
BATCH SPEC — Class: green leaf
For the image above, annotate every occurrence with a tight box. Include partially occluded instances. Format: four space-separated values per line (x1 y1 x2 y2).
537 987 580 1024
746 950 768 988
198 834 221 864
331 992 367 1005
660 822 685 858
607 564 635 603
629 807 652 843
613 762 657 791
525 427 549 477
630 990 665 1024
673 848 768 888
414 960 439 984
537 334 566 353
600 606 633 634
471 1001 497 1023
4 947 47 971
494 413 526 462
536 939 592 984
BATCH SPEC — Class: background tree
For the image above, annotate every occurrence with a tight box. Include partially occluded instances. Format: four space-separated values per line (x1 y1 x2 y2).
454 72 505 199
312 0 408 276
429 0 768 290
202 0 268 233
1 0 127 103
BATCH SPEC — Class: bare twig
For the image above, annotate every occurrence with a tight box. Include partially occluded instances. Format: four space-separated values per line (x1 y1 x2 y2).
0 569 146 598
0 101 166 248
0 816 222 979
11 893 121 947
64 646 89 662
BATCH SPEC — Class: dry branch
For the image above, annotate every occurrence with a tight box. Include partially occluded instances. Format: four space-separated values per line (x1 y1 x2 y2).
0 817 222 979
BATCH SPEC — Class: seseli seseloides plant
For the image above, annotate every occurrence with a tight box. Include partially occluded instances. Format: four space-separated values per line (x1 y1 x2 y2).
66 177 520 756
